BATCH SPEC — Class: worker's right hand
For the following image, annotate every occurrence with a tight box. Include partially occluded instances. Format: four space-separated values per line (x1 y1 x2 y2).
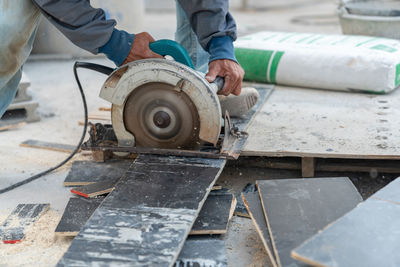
122 32 163 65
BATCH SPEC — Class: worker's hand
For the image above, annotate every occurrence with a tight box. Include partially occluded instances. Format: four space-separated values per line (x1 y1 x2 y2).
205 59 245 96
122 32 163 65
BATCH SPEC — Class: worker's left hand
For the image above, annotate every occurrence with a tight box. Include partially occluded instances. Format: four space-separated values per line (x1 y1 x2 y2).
205 59 245 96
122 32 163 65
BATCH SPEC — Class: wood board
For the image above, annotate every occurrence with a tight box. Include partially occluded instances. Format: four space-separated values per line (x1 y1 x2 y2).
0 122 26 132
55 197 104 236
292 177 400 267
242 192 277 267
243 85 400 159
58 155 226 266
0 204 49 243
257 178 362 267
190 193 236 235
63 160 132 186
20 139 76 153
175 236 228 267
70 178 120 198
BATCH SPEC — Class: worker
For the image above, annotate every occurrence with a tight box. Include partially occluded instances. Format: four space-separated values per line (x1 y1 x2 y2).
0 0 258 118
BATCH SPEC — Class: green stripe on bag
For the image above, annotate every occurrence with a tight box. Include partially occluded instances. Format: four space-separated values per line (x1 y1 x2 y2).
235 48 274 82
269 51 284 84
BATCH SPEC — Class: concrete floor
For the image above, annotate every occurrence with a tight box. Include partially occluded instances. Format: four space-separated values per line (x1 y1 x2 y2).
1 1 398 266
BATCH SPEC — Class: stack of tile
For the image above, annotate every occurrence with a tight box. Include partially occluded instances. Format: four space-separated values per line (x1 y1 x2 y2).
242 177 363 267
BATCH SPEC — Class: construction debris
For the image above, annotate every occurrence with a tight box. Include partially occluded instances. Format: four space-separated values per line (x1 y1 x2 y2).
0 204 50 244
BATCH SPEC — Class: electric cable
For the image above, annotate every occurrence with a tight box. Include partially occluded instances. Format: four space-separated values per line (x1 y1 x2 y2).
0 62 113 194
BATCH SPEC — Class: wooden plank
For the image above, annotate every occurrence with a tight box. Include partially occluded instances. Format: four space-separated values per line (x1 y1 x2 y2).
63 160 132 186
243 85 400 159
0 204 49 243
301 157 315 178
175 236 228 267
70 178 120 198
0 122 26 132
55 197 104 236
257 178 362 267
58 155 226 266
20 139 76 153
292 193 400 267
242 192 278 267
190 193 236 235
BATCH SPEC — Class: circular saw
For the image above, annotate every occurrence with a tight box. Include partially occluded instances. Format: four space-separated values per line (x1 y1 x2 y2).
99 40 224 150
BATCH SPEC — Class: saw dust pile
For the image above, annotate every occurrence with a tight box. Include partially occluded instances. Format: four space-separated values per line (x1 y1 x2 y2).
0 209 72 266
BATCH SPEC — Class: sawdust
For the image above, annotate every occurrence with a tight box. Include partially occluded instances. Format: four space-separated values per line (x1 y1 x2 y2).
0 209 72 267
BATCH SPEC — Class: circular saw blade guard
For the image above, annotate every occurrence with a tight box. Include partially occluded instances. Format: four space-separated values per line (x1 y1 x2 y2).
99 59 222 148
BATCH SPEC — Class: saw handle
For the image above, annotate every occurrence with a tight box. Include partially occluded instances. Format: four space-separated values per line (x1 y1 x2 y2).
149 40 195 69
210 76 225 94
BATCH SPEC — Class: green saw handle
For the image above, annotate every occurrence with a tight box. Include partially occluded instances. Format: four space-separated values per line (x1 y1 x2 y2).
149 39 195 69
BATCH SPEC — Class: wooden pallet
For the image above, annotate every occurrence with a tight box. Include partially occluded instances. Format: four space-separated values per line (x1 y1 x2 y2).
234 156 400 178
242 85 400 176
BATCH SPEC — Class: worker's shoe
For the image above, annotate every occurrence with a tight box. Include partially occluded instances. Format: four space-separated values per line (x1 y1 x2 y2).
218 87 260 117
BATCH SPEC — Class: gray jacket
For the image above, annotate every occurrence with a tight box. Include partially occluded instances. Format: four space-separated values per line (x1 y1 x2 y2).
32 0 237 54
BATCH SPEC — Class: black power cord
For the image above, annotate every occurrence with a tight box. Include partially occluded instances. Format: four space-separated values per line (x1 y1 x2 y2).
0 62 113 194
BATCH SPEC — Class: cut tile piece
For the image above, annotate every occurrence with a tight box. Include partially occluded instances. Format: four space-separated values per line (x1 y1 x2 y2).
190 193 236 235
175 236 228 267
0 204 49 244
292 198 400 267
58 155 226 267
70 178 120 198
63 160 132 186
257 178 362 267
55 197 104 236
58 206 197 266
242 192 277 267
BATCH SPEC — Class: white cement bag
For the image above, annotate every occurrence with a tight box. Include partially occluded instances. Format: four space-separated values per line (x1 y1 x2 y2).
234 31 400 93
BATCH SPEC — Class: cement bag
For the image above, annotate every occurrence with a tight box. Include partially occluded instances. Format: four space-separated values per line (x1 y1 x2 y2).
234 31 400 93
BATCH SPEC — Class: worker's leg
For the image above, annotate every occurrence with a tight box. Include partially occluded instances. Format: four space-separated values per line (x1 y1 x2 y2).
0 0 41 117
175 1 209 73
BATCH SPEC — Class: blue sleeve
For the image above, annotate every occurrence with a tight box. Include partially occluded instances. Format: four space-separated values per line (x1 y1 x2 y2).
207 35 237 63
98 29 135 66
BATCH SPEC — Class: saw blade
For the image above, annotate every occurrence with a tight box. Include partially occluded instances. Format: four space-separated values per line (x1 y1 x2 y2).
123 82 200 149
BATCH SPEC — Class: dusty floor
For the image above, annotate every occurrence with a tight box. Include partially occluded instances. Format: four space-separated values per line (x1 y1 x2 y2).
1 1 398 266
